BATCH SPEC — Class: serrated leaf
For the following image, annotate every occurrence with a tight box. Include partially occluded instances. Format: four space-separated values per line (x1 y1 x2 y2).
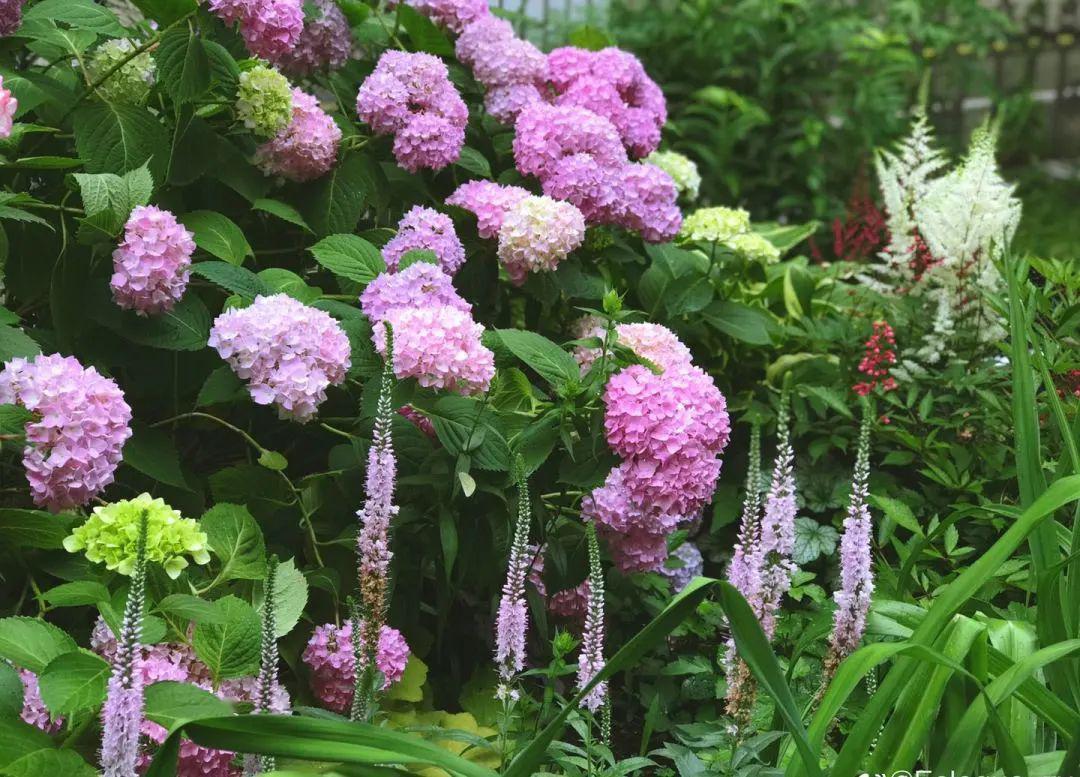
257 268 321 303
396 4 454 55
870 493 922 537
257 449 288 471
252 198 312 232
309 234 385 285
425 396 509 471
792 517 839 565
455 147 491 178
496 329 579 388
180 210 251 265
0 618 77 674
73 101 168 177
0 663 23 720
143 681 233 733
191 261 270 298
201 503 266 581
0 326 40 362
155 594 226 625
41 581 110 607
192 596 260 680
154 26 210 103
305 153 379 237
92 292 211 351
0 509 77 549
24 0 125 36
0 747 97 776
38 650 109 716
256 558 307 638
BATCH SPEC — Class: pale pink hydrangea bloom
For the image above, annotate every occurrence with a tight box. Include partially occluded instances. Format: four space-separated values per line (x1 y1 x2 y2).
272 0 350 75
383 206 466 275
582 465 685 537
111 206 194 316
496 195 586 285
255 88 341 182
615 162 683 243
361 263 470 324
394 0 489 32
620 448 723 518
302 621 410 713
615 322 693 372
208 294 351 422
602 526 669 573
393 112 467 173
0 354 132 511
207 0 303 60
455 15 547 124
446 180 530 239
513 103 627 180
0 75 17 137
374 305 494 395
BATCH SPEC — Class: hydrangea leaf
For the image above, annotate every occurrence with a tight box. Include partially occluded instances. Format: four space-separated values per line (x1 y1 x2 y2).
192 596 260 681
37 650 109 716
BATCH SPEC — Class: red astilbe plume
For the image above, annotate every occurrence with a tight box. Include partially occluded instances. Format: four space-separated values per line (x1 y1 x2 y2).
853 321 898 397
832 175 887 263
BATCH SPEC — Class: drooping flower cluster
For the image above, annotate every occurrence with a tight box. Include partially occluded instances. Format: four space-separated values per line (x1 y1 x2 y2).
455 15 546 124
383 206 466 275
679 206 780 263
0 75 15 138
362 264 494 395
356 51 467 172
582 326 730 573
644 150 701 201
207 0 303 60
235 65 294 138
86 40 155 105
209 294 351 422
0 354 132 512
255 88 341 181
853 320 898 397
64 493 210 579
111 206 194 316
827 408 874 666
302 621 410 714
547 46 666 159
661 541 703 593
496 195 586 285
0 0 25 37
494 466 533 694
576 522 607 712
271 0 351 75
19 670 61 733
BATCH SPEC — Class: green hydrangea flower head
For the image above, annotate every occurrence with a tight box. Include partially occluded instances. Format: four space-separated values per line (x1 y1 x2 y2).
63 493 210 579
728 231 780 263
679 206 751 244
645 150 701 201
236 65 294 138
86 39 155 105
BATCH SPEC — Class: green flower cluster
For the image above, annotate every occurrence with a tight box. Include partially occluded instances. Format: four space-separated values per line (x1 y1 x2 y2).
645 150 701 201
86 39 155 105
236 65 294 138
63 493 211 579
679 206 780 263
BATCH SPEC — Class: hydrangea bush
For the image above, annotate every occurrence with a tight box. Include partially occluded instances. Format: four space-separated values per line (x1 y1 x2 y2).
0 1 1075 776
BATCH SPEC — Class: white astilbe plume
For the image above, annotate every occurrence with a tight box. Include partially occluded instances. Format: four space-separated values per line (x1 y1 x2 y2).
912 122 1021 363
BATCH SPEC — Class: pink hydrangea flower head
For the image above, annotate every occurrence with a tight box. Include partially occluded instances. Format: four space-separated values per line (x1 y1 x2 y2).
208 294 351 422
0 0 24 36
496 195 586 285
19 670 61 733
485 83 545 124
239 0 304 59
302 621 410 713
602 525 668 573
0 74 17 138
110 205 194 316
383 206 466 275
614 322 693 372
540 153 622 223
548 581 589 621
455 15 516 69
615 162 682 243
374 305 494 395
206 0 251 25
582 465 684 536
513 102 627 180
361 263 470 323
470 35 546 88
0 354 132 511
272 0 351 75
255 88 341 181
393 112 465 172
620 448 722 518
396 0 489 32
446 180 530 240
354 69 411 135
546 46 595 92
661 541 703 592
555 76 627 135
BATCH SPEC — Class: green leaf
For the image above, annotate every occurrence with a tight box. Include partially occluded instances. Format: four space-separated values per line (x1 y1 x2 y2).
424 396 509 471
455 147 492 179
0 718 52 769
783 265 814 319
193 596 260 680
753 220 818 255
0 748 97 776
257 449 288 471
0 618 77 674
309 234 385 285
92 292 211 351
870 493 922 537
123 426 189 490
73 101 168 177
3 156 83 170
37 650 109 716
396 4 454 55
257 268 321 303
0 663 24 720
191 261 271 299
567 24 613 50
154 26 210 103
252 198 312 232
196 366 245 407
256 558 307 638
496 329 579 388
397 248 437 271
24 0 125 36
129 0 197 26
41 581 110 608
0 404 31 436
144 681 233 733
792 517 839 564
305 153 379 237
0 509 76 550
0 326 41 362
155 594 226 625
180 211 252 265
202 503 266 582
702 301 777 345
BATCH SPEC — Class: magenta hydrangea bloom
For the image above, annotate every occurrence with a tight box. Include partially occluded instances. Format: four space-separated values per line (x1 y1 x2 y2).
360 263 470 323
485 83 545 125
549 581 589 621
395 0 488 32
615 322 693 372
208 294 351 422
111 205 194 316
446 180 530 239
661 542 703 593
19 670 61 733
0 0 25 36
208 0 303 60
455 15 514 70
356 51 467 172
272 0 350 75
0 354 132 512
383 206 466 275
582 464 684 536
255 88 341 182
602 525 668 573
0 75 16 138
302 621 410 713
374 305 495 395
513 103 627 181
496 195 586 285
539 152 623 223
620 449 722 518
615 162 682 243
455 15 547 124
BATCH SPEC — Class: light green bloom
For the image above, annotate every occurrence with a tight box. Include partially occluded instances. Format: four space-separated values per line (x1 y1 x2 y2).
727 231 780 264
86 39 155 105
645 150 701 201
236 65 294 138
63 493 210 579
679 206 751 244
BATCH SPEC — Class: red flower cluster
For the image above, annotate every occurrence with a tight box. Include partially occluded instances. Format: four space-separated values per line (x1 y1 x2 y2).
831 192 887 263
906 230 940 287
853 320 898 397
1056 369 1080 400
